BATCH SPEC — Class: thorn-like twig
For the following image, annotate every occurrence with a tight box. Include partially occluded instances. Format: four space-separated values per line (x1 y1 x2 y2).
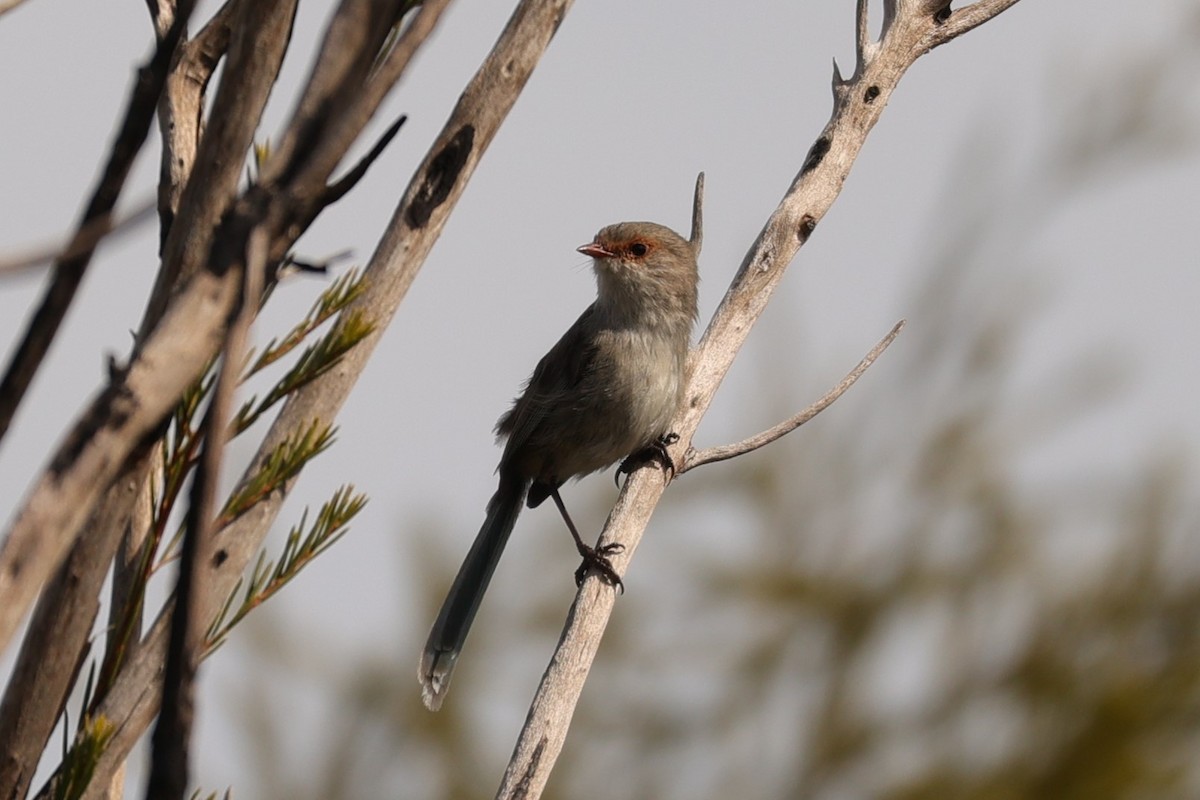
689 172 705 258
680 321 905 473
280 249 354 277
321 114 408 207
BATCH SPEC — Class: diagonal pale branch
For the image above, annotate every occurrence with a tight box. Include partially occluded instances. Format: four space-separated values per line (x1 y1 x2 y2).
0 261 241 657
496 1 1024 797
0 471 142 800
680 320 905 473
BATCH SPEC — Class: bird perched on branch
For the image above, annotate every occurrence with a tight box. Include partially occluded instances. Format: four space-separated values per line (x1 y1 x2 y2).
419 220 700 710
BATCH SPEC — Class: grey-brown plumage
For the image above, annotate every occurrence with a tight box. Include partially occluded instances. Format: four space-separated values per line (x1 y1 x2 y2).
419 221 699 710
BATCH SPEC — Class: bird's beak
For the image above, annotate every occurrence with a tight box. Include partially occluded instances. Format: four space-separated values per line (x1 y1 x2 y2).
577 242 614 259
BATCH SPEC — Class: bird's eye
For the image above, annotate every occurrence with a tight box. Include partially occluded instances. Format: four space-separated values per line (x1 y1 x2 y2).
629 242 649 257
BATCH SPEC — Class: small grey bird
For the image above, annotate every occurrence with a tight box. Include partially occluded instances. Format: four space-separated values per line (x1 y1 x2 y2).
419 220 699 710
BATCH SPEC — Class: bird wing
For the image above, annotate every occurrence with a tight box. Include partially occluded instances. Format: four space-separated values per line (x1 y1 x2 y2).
495 303 600 462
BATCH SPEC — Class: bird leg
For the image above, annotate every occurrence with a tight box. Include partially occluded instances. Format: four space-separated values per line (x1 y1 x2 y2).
548 488 624 592
615 432 680 487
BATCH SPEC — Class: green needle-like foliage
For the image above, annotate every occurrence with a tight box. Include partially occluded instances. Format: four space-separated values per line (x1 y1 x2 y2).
233 270 374 434
218 420 337 527
244 268 367 377
233 310 373 435
189 789 232 800
206 485 368 653
91 271 370 709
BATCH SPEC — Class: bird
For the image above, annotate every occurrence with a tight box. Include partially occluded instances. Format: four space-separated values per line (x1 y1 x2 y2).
418 220 700 711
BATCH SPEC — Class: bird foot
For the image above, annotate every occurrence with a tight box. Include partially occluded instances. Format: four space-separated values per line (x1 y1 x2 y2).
574 541 625 592
616 433 680 487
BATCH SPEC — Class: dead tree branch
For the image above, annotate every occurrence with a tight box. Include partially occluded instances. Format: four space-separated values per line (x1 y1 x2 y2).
496 1 1024 796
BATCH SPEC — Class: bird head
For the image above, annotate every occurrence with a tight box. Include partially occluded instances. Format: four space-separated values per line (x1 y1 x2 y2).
577 221 699 324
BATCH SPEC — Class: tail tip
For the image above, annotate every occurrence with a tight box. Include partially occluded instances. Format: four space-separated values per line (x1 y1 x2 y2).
419 649 457 711
421 682 446 711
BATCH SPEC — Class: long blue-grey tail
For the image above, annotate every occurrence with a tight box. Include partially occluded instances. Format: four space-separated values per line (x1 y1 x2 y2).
419 472 528 710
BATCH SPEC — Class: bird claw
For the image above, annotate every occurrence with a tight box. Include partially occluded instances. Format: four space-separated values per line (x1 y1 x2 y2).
615 433 680 487
574 542 626 592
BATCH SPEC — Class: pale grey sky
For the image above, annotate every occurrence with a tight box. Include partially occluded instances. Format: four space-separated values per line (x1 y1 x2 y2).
2 0 1198 793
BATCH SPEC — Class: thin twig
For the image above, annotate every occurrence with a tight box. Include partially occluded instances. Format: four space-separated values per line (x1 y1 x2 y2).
0 198 156 277
320 114 408 207
681 321 904 472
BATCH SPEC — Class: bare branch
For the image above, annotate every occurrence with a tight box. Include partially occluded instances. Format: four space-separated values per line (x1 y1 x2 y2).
682 321 904 472
497 1 1024 795
0 473 141 800
0 263 240 657
0 0 196 444
257 0 453 240
145 227 262 800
